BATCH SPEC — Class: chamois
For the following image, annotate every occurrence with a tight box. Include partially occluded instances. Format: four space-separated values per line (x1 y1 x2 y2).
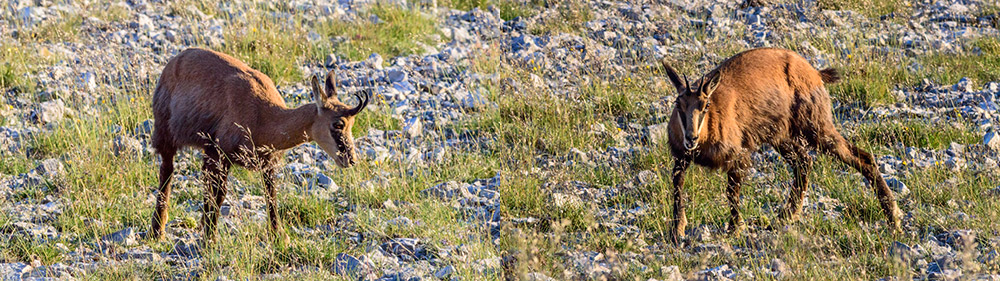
660 48 902 242
149 48 369 242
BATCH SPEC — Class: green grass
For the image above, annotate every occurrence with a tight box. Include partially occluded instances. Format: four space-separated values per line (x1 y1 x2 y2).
817 0 912 18
850 120 980 153
317 5 441 63
3 0 1000 279
439 0 540 21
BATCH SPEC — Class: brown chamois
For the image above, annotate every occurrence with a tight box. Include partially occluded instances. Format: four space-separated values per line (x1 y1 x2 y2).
149 48 369 242
661 48 902 242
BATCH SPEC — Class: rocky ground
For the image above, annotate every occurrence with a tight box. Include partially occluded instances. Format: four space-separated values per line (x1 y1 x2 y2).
1 0 1000 280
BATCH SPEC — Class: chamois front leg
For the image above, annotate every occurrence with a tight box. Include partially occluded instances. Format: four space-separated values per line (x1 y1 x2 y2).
200 146 231 244
262 165 287 241
149 147 177 239
725 167 747 236
670 156 691 244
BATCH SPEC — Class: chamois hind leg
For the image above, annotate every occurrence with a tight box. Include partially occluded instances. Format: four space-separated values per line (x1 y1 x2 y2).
149 147 177 239
670 156 691 244
201 145 231 243
819 134 902 232
776 140 813 223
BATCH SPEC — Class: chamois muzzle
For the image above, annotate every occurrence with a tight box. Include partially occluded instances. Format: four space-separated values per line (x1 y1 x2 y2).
683 136 699 150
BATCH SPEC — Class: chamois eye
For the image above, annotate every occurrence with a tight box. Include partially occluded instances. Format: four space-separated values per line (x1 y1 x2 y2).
332 119 345 130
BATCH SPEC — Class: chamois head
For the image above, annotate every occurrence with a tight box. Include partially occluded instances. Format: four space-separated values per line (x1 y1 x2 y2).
662 60 721 151
308 70 369 168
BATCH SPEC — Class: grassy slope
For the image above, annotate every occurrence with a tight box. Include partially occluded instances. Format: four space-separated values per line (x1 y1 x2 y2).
1 0 998 280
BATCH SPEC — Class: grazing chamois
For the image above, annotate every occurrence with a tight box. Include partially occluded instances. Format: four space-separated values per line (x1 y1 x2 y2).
660 48 902 242
149 48 369 242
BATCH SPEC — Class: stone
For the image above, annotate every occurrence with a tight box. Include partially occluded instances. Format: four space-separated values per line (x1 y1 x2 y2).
770 258 788 278
112 135 143 159
136 119 154 135
31 99 71 124
325 54 338 67
387 216 413 228
647 122 670 145
698 264 736 280
0 263 31 280
102 228 138 245
380 238 426 259
985 130 1000 152
885 177 909 197
33 158 64 177
332 253 366 276
171 240 200 258
78 72 97 92
661 265 683 281
433 265 454 279
386 69 407 83
314 173 337 191
422 181 468 200
367 53 384 69
404 117 423 138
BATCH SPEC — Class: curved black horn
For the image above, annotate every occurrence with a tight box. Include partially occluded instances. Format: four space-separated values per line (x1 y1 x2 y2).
348 89 371 116
683 75 691 92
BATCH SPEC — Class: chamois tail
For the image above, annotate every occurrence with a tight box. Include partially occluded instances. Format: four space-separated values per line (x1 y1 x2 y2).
819 68 842 84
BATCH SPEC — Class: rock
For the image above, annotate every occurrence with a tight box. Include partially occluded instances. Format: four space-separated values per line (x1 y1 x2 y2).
136 119 154 135
523 272 557 281
386 69 407 83
636 170 658 185
314 173 337 191
102 228 138 245
112 135 143 158
380 238 428 260
698 264 736 280
647 122 670 145
568 148 589 163
367 53 384 69
78 72 97 92
769 258 788 278
171 240 200 258
662 265 683 281
0 263 31 280
325 54 338 67
422 181 469 200
433 265 454 279
690 225 713 242
404 117 423 138
387 216 413 228
452 90 489 110
890 241 919 262
31 99 71 124
33 158 64 177
885 177 909 196
332 253 367 276
985 129 1000 151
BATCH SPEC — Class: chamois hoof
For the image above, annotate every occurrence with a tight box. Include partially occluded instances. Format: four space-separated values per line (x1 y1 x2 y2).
727 220 746 237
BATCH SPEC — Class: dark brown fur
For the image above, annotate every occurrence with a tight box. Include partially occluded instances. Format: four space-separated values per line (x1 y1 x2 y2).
661 48 902 242
149 48 368 242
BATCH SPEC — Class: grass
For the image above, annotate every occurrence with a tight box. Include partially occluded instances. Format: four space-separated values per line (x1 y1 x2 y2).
316 5 441 63
439 0 540 21
817 0 912 18
850 120 980 153
2 0 1000 279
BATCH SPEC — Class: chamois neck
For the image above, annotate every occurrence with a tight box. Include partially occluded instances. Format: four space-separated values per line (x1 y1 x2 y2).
265 104 318 150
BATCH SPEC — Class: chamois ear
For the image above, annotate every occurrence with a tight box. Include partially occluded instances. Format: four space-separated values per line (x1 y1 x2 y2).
701 71 722 98
660 59 687 93
311 74 327 114
324 69 339 100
